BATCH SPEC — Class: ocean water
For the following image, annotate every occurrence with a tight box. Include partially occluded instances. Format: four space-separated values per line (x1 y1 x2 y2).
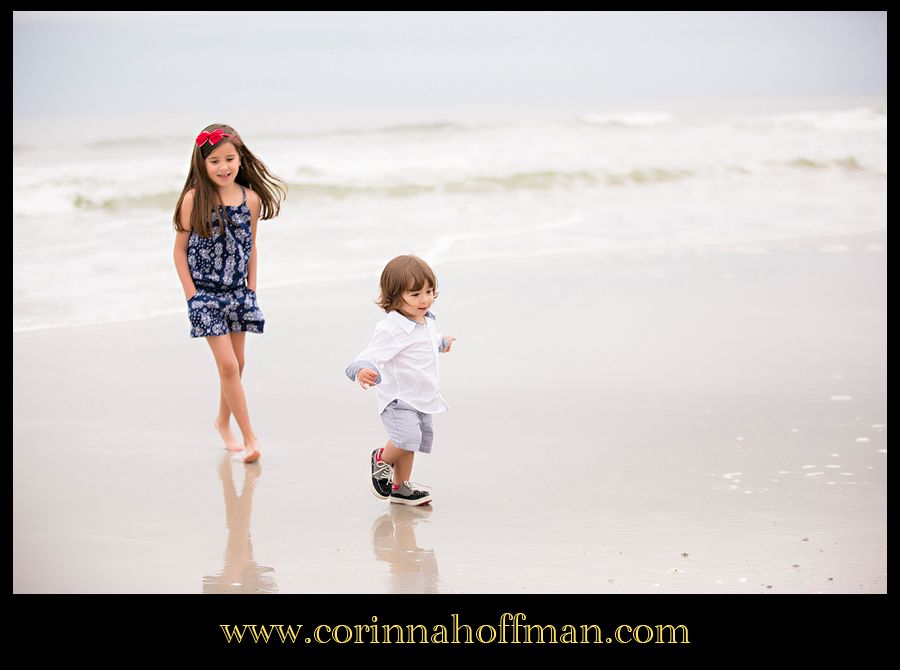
12 97 886 332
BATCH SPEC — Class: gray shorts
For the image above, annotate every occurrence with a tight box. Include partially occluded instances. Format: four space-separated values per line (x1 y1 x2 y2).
380 399 434 454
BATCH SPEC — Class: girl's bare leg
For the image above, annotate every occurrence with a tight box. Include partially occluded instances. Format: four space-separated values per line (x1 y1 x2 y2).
216 397 242 451
214 332 246 451
206 334 260 463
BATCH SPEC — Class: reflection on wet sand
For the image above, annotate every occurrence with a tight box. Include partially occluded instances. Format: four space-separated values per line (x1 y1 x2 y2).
370 505 439 593
203 456 276 593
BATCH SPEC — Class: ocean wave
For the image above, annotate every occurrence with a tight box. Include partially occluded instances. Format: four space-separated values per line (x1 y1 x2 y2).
84 137 179 150
577 111 674 127
278 160 878 196
63 170 693 210
374 121 470 135
282 169 696 198
734 107 887 133
252 121 474 143
58 156 881 212
66 122 475 152
781 157 865 171
72 191 181 211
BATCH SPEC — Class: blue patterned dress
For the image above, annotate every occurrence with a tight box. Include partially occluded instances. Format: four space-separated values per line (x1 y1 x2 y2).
186 188 265 337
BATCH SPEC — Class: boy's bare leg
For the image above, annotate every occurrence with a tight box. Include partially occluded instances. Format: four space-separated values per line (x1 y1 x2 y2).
381 441 414 485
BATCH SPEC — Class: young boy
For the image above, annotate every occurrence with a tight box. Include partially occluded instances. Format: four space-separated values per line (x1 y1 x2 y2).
345 255 456 506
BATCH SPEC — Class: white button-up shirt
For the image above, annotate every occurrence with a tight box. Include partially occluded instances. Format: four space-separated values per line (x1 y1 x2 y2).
345 310 450 415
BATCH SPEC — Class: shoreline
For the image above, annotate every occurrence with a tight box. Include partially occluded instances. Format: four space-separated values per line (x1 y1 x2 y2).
12 229 887 336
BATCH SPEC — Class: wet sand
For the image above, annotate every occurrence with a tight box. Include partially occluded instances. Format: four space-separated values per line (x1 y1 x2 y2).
13 233 886 594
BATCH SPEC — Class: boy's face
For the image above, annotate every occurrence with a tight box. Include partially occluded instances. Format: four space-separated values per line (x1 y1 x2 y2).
397 283 435 322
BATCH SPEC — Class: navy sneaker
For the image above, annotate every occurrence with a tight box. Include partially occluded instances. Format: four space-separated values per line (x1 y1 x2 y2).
370 449 393 499
390 481 433 506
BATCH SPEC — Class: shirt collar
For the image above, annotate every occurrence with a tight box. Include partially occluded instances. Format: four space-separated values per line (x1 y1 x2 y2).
387 309 436 333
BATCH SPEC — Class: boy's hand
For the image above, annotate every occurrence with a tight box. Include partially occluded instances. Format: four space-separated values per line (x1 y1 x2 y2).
358 368 378 389
442 336 457 352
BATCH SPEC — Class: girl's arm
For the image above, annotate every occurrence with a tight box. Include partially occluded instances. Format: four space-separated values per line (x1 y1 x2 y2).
173 191 197 300
247 190 261 292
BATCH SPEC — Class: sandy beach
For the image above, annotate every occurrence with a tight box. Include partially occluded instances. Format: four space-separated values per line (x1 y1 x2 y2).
12 232 886 595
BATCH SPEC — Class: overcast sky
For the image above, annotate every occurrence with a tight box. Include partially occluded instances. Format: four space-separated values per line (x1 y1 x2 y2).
13 11 886 121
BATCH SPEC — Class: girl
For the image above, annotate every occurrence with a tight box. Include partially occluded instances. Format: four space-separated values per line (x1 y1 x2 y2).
345 255 456 505
173 123 287 463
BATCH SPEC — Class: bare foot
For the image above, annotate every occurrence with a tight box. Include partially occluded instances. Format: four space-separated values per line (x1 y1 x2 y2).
215 418 242 451
243 440 261 464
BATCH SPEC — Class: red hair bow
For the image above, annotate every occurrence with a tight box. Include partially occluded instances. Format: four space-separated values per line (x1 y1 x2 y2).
195 129 231 147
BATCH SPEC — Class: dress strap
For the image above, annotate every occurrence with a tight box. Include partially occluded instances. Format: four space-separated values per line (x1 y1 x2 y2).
240 187 246 206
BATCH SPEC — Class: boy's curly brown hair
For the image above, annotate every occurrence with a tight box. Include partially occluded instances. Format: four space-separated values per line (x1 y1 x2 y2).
376 255 439 312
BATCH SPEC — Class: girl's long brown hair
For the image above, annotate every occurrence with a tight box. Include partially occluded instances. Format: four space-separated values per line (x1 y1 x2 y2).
173 123 288 237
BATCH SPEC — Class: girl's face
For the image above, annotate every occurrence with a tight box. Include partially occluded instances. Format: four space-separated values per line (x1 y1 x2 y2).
397 282 435 323
204 141 241 187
